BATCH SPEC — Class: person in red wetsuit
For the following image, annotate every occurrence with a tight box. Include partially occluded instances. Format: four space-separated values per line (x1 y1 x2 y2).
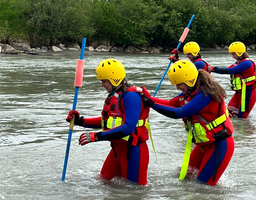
170 41 212 73
143 60 234 186
66 58 151 185
211 41 256 119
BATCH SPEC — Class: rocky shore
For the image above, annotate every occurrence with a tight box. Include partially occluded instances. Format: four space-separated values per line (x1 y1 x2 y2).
1 40 256 55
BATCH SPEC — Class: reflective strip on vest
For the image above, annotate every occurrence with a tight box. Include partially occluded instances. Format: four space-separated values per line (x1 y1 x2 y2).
192 123 209 143
231 75 256 112
107 116 122 129
231 75 255 90
206 109 229 130
241 76 255 112
102 116 149 141
231 77 242 90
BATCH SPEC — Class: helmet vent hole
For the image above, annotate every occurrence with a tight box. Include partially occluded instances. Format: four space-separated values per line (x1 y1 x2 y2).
108 61 111 65
178 65 182 68
102 63 104 67
173 68 175 72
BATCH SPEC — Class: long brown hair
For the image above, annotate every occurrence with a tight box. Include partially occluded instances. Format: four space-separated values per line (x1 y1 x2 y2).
195 69 226 103
240 52 250 59
118 77 133 93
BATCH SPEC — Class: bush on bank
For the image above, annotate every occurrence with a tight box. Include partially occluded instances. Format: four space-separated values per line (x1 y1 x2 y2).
1 0 256 49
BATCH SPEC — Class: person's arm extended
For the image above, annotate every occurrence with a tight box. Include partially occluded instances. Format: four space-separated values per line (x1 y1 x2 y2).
214 60 252 74
152 92 211 118
151 93 183 107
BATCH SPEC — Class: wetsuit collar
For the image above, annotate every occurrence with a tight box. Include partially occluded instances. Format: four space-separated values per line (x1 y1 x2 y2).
185 85 197 99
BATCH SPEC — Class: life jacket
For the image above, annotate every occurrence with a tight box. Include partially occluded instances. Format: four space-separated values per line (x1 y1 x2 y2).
179 89 233 145
101 86 150 146
194 57 211 73
229 58 256 111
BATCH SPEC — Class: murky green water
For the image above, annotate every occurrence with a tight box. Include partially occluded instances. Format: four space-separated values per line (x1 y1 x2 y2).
0 51 256 200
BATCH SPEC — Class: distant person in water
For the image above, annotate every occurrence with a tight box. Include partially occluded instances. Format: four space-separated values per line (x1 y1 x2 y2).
66 58 151 185
211 41 256 118
169 41 212 73
143 60 234 186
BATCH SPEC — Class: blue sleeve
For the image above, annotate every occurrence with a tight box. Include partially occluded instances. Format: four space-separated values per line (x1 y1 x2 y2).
194 60 206 70
100 92 141 140
152 91 211 118
216 60 252 74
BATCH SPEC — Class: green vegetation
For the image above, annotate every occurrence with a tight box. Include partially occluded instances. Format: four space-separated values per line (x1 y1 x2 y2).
1 0 256 48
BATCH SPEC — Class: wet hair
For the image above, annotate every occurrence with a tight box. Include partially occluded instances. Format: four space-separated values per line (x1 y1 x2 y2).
195 69 226 103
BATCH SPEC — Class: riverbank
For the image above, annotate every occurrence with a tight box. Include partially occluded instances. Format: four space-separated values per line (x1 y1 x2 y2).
0 40 235 55
1 40 255 56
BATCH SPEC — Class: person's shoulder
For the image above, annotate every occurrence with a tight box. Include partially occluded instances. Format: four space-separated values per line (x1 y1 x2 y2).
244 59 254 64
196 89 210 97
194 60 205 67
194 59 205 64
123 90 141 99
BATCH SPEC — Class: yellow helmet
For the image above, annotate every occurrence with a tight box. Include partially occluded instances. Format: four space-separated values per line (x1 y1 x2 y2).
168 60 198 87
96 58 126 87
183 41 200 56
228 41 246 57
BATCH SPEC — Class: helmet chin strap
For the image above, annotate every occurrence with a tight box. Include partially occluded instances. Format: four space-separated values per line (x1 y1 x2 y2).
187 85 197 96
109 86 116 96
110 84 122 95
193 54 200 60
187 85 192 93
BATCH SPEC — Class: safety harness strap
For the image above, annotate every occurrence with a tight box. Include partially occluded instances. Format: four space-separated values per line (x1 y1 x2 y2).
179 121 192 180
240 76 255 112
241 79 246 112
206 109 229 130
103 117 158 160
231 75 255 112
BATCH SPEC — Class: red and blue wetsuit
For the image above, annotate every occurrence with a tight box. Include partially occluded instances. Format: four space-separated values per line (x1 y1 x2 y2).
150 89 234 186
193 57 211 72
81 86 150 185
213 58 256 118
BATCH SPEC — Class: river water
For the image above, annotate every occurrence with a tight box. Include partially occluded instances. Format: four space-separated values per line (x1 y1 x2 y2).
0 50 256 200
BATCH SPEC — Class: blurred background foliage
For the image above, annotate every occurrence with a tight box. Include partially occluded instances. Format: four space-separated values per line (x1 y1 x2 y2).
0 0 256 48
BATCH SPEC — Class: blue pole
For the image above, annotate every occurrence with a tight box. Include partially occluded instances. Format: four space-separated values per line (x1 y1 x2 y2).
62 38 86 181
153 14 195 97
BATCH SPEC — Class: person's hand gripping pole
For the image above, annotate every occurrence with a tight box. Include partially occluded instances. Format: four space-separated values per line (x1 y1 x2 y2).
62 38 86 181
153 14 195 97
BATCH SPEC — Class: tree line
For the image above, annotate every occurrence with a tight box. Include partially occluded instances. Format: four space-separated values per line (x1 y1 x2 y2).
0 0 256 49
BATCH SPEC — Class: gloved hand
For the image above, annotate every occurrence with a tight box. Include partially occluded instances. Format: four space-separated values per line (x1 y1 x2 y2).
169 55 179 63
210 67 217 72
66 110 84 126
171 48 179 54
207 66 213 73
142 95 155 107
79 132 97 146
